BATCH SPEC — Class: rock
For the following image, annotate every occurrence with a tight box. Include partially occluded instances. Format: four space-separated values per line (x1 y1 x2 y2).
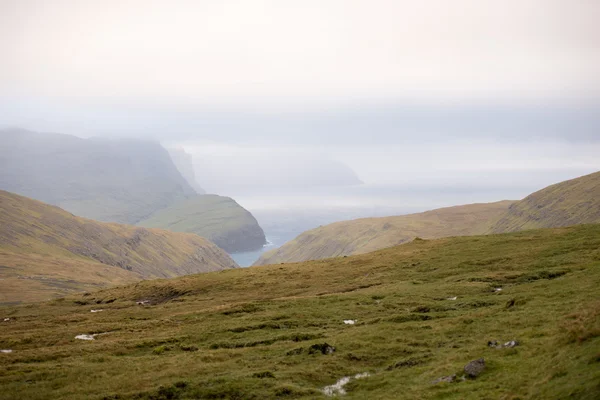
447 296 457 301
494 287 503 292
309 343 336 355
432 374 456 384
75 334 96 341
136 300 150 306
1 349 13 353
464 358 485 378
488 339 519 349
90 309 103 313
343 320 356 325
3 318 10 322
322 373 370 396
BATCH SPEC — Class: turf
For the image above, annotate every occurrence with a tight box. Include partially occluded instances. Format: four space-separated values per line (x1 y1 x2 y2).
1 224 599 399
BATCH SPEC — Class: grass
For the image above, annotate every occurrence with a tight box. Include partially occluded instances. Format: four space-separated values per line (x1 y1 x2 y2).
256 201 514 265
137 194 266 253
488 171 600 233
0 224 599 399
0 190 238 303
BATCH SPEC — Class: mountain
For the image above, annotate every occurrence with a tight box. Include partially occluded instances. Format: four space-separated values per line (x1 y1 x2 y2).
0 190 238 303
488 171 600 233
137 194 267 253
167 148 206 194
254 201 513 265
255 172 600 266
0 128 195 224
1 224 598 399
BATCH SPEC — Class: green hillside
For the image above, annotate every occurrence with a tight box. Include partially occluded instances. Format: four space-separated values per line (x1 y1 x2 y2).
0 190 238 303
0 129 195 224
138 195 266 253
255 201 513 265
0 224 598 399
488 171 600 233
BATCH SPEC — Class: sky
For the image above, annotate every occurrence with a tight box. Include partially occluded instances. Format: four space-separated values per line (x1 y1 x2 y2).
1 0 599 197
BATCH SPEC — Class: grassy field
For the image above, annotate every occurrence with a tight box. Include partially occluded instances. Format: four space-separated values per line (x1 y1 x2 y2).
1 224 598 399
255 201 513 265
0 190 238 304
138 195 266 253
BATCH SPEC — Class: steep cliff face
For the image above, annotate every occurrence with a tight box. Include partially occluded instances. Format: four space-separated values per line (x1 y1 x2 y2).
167 147 206 194
254 201 514 265
138 194 267 253
0 190 238 303
0 129 195 224
487 171 600 233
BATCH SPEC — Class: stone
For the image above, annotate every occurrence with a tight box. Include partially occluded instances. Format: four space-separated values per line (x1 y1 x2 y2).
309 343 336 355
464 358 485 378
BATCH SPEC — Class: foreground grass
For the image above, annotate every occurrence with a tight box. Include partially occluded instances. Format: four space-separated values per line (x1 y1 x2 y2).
1 225 599 399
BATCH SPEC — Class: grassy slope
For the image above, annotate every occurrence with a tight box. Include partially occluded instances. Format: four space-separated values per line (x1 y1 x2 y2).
1 224 598 399
0 191 238 303
488 171 600 233
256 201 513 265
137 195 266 253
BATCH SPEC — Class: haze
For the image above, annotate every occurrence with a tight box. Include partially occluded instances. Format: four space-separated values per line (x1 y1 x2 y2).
1 0 599 213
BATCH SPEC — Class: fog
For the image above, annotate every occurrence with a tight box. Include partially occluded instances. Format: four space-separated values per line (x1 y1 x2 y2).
1 0 599 254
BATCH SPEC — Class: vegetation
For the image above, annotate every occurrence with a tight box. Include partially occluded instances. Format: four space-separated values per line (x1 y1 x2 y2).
0 190 238 303
256 172 600 266
1 224 598 399
0 129 195 224
138 194 267 253
488 171 600 233
255 201 513 265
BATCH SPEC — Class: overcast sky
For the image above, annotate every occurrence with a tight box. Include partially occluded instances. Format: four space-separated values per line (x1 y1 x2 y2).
1 0 599 192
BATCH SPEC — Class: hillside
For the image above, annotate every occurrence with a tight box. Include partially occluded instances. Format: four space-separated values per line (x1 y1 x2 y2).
0 191 238 303
488 171 600 233
255 201 513 265
0 128 195 224
137 195 267 253
0 224 598 399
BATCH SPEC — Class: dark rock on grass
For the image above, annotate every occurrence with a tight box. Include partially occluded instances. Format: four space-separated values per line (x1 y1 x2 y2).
464 358 486 378
308 343 336 355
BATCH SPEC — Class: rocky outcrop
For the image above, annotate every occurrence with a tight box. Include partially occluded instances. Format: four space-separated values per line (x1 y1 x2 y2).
167 148 206 194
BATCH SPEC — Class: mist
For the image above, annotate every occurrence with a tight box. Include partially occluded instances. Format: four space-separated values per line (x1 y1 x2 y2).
1 0 600 261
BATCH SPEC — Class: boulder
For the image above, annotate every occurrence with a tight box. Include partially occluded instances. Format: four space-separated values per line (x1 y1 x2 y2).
464 358 485 378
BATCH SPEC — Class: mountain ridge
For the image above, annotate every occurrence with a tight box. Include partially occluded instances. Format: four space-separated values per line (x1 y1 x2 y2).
254 200 513 265
0 128 195 224
0 190 238 303
255 172 600 266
